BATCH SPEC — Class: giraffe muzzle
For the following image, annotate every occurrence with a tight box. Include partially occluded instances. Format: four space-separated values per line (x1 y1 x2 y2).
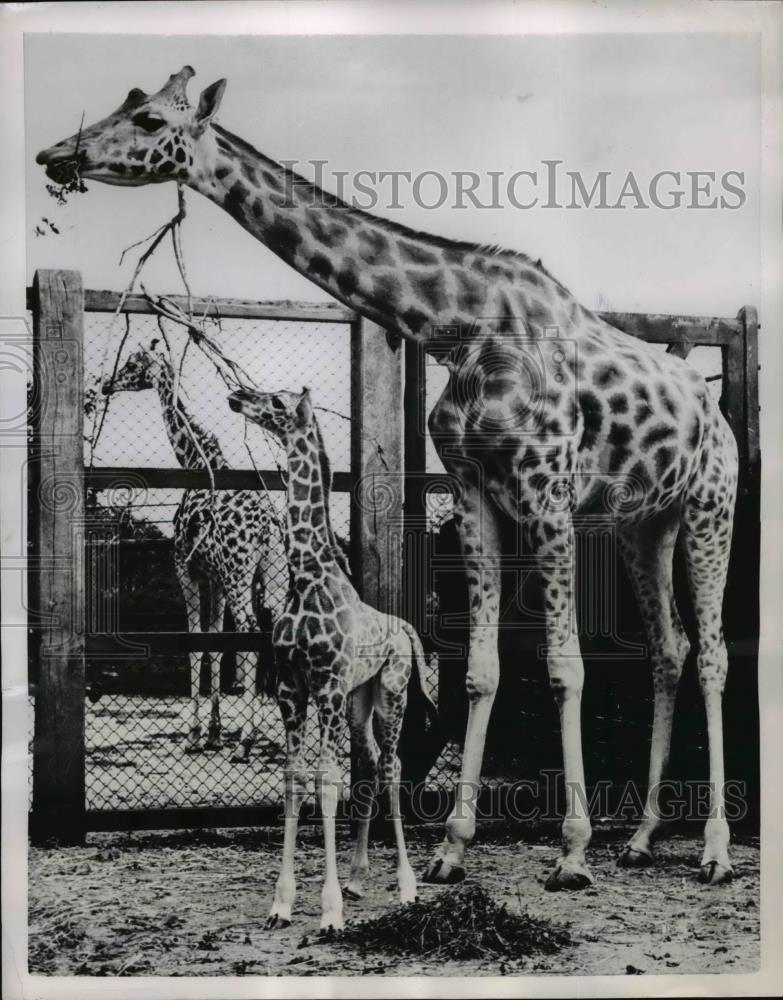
228 389 254 413
36 147 86 185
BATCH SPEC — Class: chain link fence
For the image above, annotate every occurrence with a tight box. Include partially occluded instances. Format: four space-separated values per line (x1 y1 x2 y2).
81 308 353 812
28 287 758 830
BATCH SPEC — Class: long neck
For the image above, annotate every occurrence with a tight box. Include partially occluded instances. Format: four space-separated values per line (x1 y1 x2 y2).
283 420 341 577
154 364 228 471
188 124 472 345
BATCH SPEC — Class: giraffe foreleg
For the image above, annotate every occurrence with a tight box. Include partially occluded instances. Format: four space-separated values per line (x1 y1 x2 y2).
314 675 349 931
424 488 502 884
536 516 594 891
267 658 309 929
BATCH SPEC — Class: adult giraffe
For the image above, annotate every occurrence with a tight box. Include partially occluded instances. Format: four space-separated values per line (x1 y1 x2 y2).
102 340 287 761
37 66 738 888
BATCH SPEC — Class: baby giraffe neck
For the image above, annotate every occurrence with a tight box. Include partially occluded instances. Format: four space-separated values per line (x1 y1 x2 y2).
283 423 341 577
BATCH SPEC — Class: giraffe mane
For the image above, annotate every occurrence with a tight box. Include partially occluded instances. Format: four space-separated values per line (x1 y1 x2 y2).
309 411 351 571
211 124 563 281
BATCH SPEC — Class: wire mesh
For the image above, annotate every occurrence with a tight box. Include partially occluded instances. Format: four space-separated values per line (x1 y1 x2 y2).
79 308 353 812
30 300 733 818
84 312 351 471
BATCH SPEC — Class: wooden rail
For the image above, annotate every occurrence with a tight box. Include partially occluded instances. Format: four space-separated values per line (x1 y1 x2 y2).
27 287 358 324
83 466 354 492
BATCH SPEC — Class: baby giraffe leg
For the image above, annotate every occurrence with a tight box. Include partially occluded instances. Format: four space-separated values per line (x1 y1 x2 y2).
376 658 417 905
346 683 379 899
267 663 308 929
315 681 348 931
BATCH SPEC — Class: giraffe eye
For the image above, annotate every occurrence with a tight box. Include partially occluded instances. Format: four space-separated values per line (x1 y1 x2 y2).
132 112 166 133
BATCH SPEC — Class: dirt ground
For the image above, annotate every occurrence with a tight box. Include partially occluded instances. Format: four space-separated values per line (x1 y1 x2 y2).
28 824 759 978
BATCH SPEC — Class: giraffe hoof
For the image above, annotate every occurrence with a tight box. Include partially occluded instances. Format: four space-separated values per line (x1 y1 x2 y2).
422 858 466 884
699 860 733 885
618 845 654 868
344 884 364 900
544 864 594 892
265 914 291 930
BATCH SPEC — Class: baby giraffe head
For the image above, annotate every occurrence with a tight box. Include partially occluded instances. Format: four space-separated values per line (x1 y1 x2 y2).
228 386 313 444
36 65 225 188
102 339 167 395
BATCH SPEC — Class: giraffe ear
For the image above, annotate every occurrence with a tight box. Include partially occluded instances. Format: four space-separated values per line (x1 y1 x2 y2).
195 79 226 127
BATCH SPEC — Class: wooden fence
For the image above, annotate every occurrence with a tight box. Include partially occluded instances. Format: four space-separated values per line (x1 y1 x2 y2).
28 270 403 844
28 268 760 843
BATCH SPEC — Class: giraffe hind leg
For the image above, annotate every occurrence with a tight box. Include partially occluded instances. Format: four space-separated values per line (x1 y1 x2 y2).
683 457 736 884
375 647 417 904
345 682 378 899
203 577 225 751
616 510 690 868
177 562 206 754
223 575 260 764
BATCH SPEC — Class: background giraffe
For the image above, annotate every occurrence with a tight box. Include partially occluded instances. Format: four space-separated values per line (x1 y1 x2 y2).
229 385 434 931
102 340 287 761
38 65 739 889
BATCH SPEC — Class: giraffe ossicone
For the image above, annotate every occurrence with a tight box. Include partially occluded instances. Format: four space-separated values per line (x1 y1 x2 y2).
40 66 739 889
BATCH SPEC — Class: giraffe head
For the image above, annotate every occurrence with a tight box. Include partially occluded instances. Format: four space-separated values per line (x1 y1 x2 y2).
101 340 167 395
36 66 226 188
228 386 313 442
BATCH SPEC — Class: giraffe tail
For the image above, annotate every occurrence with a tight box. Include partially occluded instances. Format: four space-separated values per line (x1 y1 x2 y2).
400 620 439 732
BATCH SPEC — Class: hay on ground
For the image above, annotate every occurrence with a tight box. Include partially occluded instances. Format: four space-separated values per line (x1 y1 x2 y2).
324 883 571 961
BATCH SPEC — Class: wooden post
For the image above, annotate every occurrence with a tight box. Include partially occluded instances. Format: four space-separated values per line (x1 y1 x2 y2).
403 339 429 632
349 318 402 825
30 270 86 845
350 318 404 613
739 306 760 494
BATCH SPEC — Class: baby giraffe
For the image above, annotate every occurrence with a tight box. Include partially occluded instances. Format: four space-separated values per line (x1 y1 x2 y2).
229 385 429 931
